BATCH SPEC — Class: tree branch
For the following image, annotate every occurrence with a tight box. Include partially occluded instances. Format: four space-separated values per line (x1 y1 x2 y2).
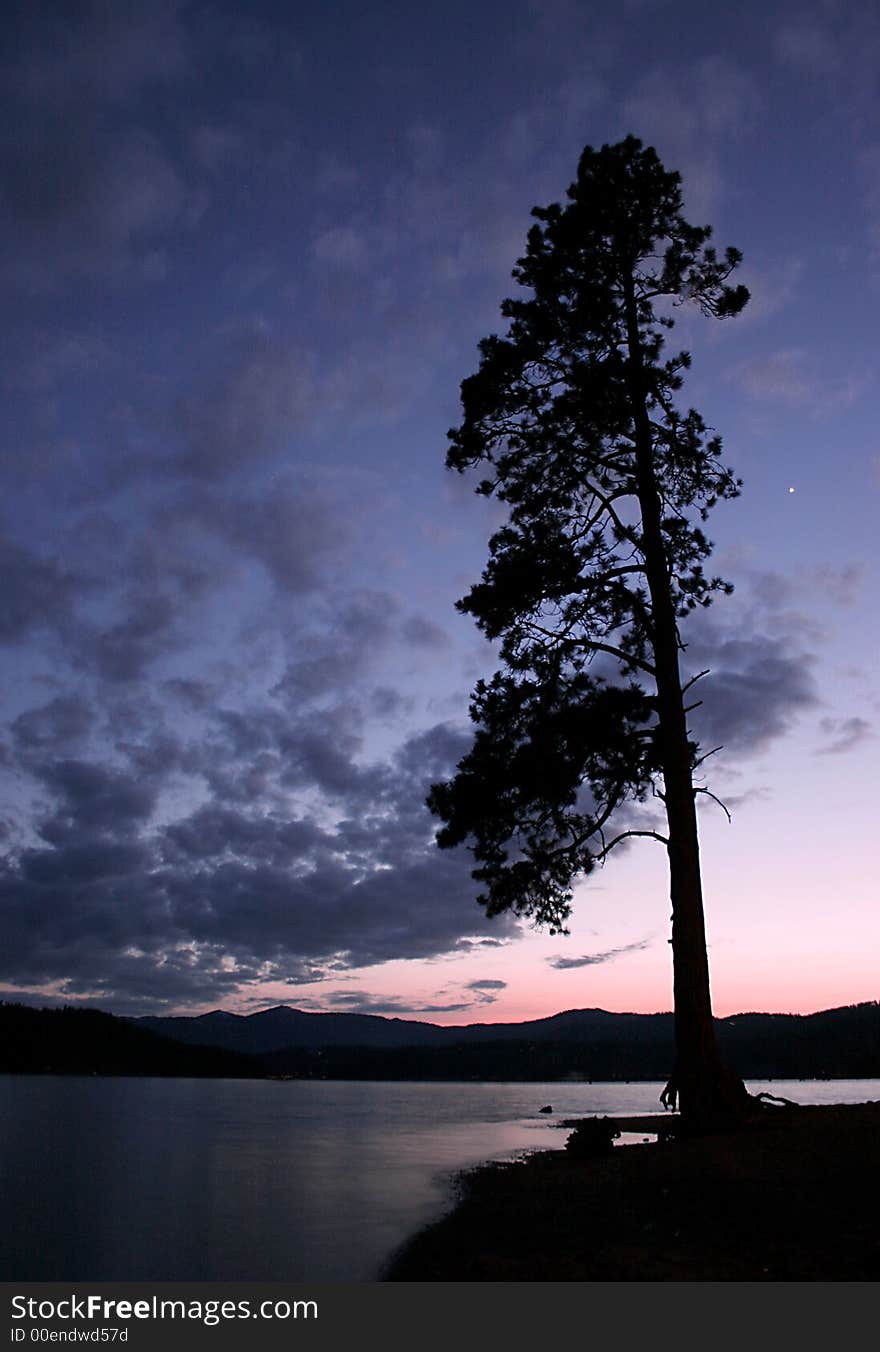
520 621 657 676
682 668 710 694
597 828 669 861
695 786 732 823
581 478 642 547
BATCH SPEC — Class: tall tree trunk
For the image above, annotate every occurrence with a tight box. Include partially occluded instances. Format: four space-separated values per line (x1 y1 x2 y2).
623 279 751 1128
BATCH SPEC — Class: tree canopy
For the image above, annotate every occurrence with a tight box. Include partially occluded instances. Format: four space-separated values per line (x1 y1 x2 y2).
428 136 752 1124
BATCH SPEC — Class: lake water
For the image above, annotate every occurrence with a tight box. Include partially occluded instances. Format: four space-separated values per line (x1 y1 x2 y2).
1 1076 877 1282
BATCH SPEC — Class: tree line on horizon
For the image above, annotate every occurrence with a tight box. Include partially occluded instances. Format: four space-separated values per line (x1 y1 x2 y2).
2 1001 878 1083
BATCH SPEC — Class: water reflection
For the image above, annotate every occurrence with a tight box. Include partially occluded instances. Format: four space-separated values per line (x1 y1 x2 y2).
1 1076 876 1281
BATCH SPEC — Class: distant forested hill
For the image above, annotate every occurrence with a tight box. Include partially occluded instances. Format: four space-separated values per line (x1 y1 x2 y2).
0 1002 261 1077
3 1000 878 1081
138 1004 682 1055
141 1001 880 1081
716 1004 880 1080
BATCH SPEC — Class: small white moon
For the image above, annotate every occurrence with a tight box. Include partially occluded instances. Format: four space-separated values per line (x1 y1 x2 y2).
788 486 795 494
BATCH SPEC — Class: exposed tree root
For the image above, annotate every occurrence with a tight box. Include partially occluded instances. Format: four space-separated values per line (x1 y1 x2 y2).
659 1062 797 1133
752 1090 799 1109
659 1079 679 1111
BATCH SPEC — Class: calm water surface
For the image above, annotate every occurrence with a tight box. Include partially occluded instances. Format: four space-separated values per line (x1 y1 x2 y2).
1 1076 876 1282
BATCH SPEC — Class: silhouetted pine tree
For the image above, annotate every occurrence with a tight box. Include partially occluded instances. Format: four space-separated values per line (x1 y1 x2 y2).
429 137 752 1127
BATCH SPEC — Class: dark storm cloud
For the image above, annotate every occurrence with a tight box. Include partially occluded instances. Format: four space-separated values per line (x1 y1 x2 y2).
272 589 399 704
0 709 511 1011
19 837 152 889
162 804 326 869
687 638 818 754
11 696 94 754
0 511 833 1019
0 546 827 1015
0 837 506 1010
683 588 820 756
547 938 653 971
32 759 158 844
204 703 373 803
392 721 473 786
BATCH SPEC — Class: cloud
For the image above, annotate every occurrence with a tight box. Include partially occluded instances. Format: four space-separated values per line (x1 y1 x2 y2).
774 18 841 76
48 515 229 685
681 571 823 758
18 470 347 696
859 144 880 271
32 758 158 844
2 329 115 395
1 1 873 1029
0 712 516 1013
768 6 880 273
0 545 829 1015
618 57 760 218
686 631 818 755
0 121 190 291
11 696 95 755
772 3 880 100
173 336 317 480
731 259 803 327
4 1 187 107
161 678 218 711
733 349 811 405
808 565 864 609
214 480 341 594
368 686 416 720
85 592 181 685
401 615 450 650
730 350 868 415
0 3 195 293
272 589 399 705
0 537 85 644
318 990 471 1016
718 785 773 813
312 226 369 270
816 716 873 756
547 937 653 970
320 981 508 1016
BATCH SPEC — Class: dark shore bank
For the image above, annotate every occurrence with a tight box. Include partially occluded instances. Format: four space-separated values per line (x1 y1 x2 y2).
384 1101 880 1281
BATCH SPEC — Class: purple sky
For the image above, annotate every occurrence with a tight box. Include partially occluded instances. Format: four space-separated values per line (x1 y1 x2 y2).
1 0 877 1022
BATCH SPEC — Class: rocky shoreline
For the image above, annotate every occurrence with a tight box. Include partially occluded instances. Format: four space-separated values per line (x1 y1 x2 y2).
383 1101 880 1281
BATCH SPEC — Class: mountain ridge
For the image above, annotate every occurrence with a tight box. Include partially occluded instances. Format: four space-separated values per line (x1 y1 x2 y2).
3 999 878 1081
134 1000 880 1065
136 1004 674 1054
